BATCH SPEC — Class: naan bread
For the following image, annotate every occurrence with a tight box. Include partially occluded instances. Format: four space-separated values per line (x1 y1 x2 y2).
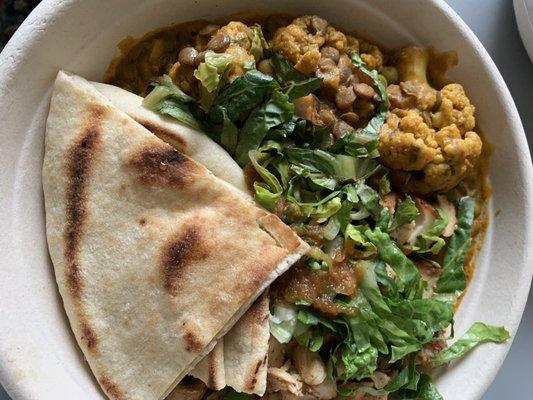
190 291 270 396
92 80 273 396
189 341 226 391
91 81 248 195
224 290 270 395
43 71 308 400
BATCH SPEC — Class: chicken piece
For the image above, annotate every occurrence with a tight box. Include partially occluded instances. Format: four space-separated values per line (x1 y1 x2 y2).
292 345 327 386
268 366 304 396
165 378 206 400
306 378 338 399
431 83 476 133
272 15 328 75
414 258 443 298
268 335 291 368
215 22 256 80
396 197 438 245
378 109 482 194
437 195 457 237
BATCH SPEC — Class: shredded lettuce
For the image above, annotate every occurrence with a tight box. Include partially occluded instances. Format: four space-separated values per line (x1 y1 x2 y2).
365 228 421 295
390 196 419 231
142 75 204 131
235 89 294 166
436 197 475 295
193 51 233 110
270 52 323 100
432 322 510 364
250 24 268 62
144 45 504 400
269 304 299 343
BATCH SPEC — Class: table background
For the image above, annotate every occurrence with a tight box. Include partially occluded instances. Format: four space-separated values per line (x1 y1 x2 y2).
0 0 531 398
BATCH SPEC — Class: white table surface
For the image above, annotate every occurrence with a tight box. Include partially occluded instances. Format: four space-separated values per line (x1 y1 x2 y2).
1 0 532 399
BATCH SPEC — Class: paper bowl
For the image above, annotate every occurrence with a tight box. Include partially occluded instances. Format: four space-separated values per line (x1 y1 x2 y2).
0 0 531 399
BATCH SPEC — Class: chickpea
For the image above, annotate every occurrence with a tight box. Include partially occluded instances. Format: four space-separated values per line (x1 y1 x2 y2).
292 345 327 386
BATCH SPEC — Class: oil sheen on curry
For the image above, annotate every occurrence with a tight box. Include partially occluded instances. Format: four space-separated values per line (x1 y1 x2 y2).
105 13 503 400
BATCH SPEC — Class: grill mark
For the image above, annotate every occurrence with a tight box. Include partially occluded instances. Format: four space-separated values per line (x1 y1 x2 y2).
183 331 204 353
207 352 218 388
160 225 208 296
63 105 103 298
98 375 126 400
135 118 188 152
80 321 98 350
247 357 265 390
127 145 196 187
63 104 104 354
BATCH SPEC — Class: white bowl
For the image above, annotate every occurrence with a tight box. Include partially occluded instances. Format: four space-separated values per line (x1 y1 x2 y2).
0 0 531 399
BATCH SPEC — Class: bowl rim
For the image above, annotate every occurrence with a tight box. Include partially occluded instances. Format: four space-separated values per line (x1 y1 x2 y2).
0 0 532 399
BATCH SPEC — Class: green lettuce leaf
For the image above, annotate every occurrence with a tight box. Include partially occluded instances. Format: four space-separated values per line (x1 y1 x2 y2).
269 304 299 343
143 75 204 131
235 89 294 166
390 196 419 231
270 52 322 100
210 70 275 123
432 322 510 364
250 24 268 61
193 51 233 110
435 197 475 294
220 110 239 154
365 228 421 295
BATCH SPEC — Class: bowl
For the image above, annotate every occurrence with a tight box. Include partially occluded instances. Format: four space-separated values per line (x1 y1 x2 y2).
0 0 532 399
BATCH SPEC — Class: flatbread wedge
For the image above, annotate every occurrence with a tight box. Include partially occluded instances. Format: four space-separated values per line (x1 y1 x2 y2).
91 81 248 195
43 71 309 400
92 81 271 395
224 289 270 395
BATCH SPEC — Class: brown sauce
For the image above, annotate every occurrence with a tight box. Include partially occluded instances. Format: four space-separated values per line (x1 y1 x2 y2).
272 261 365 316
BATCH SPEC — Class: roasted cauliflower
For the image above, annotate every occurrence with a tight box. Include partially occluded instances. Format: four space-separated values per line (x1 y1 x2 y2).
431 83 476 133
272 16 382 75
379 109 482 193
272 15 328 75
216 22 256 80
379 45 482 193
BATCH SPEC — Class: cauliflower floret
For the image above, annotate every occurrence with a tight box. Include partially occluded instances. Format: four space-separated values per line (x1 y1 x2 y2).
395 46 430 83
216 22 255 80
379 109 482 193
431 83 476 133
325 26 348 52
273 16 383 75
379 111 439 171
272 15 328 75
359 40 384 70
387 80 437 111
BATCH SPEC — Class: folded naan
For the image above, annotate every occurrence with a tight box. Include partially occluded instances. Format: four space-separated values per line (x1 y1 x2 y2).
43 71 308 400
92 81 273 396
